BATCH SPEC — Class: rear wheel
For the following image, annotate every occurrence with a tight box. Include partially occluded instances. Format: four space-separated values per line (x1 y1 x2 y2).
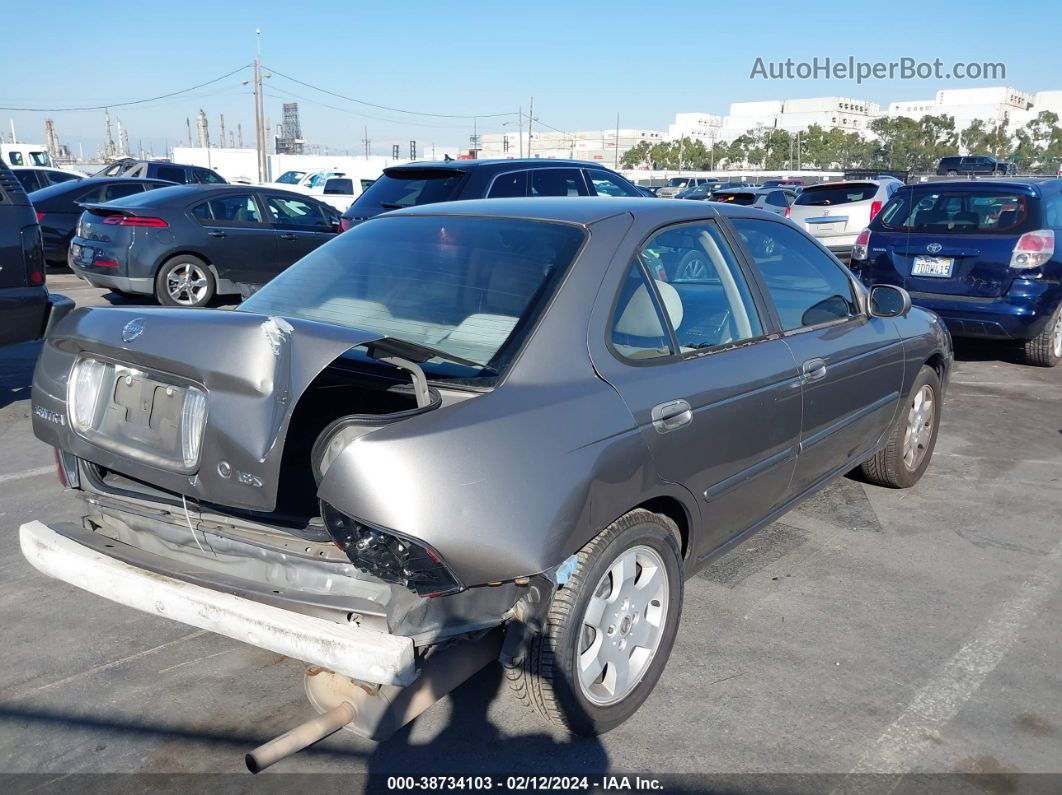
155 255 215 307
505 509 683 736
1022 303 1062 367
861 365 941 488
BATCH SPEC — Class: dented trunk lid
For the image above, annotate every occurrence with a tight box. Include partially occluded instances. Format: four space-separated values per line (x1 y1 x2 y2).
32 306 384 511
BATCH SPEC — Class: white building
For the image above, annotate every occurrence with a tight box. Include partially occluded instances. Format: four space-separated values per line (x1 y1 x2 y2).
712 96 882 141
666 112 722 143
477 128 663 164
888 86 1034 130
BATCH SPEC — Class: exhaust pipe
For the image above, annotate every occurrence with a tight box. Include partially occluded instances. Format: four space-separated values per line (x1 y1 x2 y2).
245 701 356 773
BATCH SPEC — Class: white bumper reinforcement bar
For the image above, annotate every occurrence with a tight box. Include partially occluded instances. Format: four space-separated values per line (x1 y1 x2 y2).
19 521 417 686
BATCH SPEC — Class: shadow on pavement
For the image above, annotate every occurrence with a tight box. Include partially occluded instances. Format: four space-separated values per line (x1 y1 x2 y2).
0 340 42 410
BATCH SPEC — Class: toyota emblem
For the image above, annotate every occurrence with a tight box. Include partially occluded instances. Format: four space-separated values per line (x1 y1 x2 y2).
926 242 943 254
121 318 146 343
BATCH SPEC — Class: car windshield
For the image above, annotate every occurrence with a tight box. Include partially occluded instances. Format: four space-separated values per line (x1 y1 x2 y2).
351 169 464 210
878 189 1040 235
665 178 690 187
239 215 585 380
275 171 307 184
795 183 878 206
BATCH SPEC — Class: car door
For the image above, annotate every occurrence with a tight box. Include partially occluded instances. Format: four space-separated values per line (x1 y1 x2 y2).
263 193 336 277
729 216 904 496
590 219 802 560
189 192 278 286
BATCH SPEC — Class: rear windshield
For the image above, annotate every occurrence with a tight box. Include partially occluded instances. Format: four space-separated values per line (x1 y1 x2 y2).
351 169 464 211
239 215 585 380
795 183 877 206
712 192 755 205
877 188 1041 235
275 171 307 185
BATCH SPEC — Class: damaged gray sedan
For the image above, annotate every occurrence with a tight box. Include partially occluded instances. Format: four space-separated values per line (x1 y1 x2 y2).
21 197 951 767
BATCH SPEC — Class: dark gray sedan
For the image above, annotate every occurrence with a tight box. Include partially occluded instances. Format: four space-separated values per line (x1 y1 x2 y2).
69 184 341 307
23 198 951 761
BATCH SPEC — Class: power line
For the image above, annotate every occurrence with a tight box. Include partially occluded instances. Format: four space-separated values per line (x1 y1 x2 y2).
0 65 252 112
262 86 474 130
263 65 516 120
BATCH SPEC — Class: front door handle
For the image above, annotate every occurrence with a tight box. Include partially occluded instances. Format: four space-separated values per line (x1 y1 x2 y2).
802 358 828 382
279 232 297 240
207 230 226 238
651 399 692 434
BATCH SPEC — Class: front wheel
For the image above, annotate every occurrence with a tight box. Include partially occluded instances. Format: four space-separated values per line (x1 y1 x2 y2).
1021 303 1062 367
505 509 683 736
861 365 941 488
155 255 215 307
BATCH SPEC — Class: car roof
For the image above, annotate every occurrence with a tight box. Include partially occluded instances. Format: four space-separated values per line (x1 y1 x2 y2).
86 183 326 209
387 158 617 172
909 178 1062 194
28 176 173 199
380 196 755 226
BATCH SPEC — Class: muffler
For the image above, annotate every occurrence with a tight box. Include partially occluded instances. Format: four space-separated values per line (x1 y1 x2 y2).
245 701 356 773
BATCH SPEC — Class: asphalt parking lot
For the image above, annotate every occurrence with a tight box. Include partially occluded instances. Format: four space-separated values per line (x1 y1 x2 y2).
0 274 1059 784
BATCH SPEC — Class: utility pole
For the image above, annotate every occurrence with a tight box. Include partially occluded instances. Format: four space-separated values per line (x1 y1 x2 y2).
517 106 523 158
219 114 226 149
186 117 192 148
237 124 244 149
9 119 16 143
614 113 620 169
527 96 534 158
253 28 267 182
361 126 370 160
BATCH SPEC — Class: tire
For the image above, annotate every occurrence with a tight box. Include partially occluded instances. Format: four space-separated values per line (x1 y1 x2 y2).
155 255 215 307
505 509 683 736
946 170 958 176
861 365 941 488
1021 302 1062 367
674 250 711 281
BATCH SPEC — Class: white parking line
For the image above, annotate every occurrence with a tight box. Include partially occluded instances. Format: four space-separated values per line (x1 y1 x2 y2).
2 630 207 703
841 536 1062 784
0 465 55 485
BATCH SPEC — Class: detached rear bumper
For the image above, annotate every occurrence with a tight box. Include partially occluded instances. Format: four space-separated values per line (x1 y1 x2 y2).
19 520 417 686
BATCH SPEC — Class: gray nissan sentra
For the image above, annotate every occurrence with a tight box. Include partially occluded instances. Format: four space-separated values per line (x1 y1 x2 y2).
22 197 952 760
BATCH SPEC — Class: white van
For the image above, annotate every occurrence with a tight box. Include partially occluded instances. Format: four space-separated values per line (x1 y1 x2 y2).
1 143 52 168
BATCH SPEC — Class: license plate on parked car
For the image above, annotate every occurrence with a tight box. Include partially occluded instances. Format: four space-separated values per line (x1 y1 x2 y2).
912 256 954 278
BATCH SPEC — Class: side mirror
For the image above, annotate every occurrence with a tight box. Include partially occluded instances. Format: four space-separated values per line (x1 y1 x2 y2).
868 284 912 318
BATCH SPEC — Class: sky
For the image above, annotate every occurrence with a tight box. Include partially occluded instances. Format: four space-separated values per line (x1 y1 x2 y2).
3 0 1060 158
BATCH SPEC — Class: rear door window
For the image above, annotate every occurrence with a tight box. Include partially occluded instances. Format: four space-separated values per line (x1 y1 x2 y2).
765 191 790 208
14 170 38 191
192 194 264 226
353 169 464 209
323 178 353 195
156 166 188 183
530 168 589 197
103 183 146 201
794 183 877 206
193 168 225 184
487 171 529 198
878 189 1040 234
46 171 80 186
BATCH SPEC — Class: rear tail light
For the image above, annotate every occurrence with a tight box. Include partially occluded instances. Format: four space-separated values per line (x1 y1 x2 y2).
1010 229 1054 269
102 215 168 227
783 206 791 218
20 226 45 285
852 228 872 261
869 200 882 220
36 211 45 222
338 217 355 233
321 502 462 597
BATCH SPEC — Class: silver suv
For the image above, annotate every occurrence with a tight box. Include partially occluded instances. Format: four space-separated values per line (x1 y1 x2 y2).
787 178 903 261
656 176 716 198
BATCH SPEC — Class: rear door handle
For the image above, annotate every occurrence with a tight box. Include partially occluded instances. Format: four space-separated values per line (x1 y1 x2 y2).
279 232 297 240
651 399 692 433
207 230 226 238
802 358 828 382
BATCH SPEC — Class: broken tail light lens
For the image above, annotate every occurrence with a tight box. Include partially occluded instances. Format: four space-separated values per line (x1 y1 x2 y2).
180 387 208 468
321 502 462 597
1010 229 1054 270
852 228 872 262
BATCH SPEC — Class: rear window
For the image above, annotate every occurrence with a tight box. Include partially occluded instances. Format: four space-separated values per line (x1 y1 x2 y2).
877 189 1041 235
665 178 690 187
352 169 464 210
794 183 877 206
713 192 755 206
155 166 187 184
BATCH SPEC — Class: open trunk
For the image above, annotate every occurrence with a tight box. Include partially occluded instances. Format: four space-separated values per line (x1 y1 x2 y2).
31 306 441 516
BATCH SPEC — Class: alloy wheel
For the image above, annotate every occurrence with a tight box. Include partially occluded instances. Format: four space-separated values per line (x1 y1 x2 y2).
166 262 210 306
577 545 669 706
902 384 935 471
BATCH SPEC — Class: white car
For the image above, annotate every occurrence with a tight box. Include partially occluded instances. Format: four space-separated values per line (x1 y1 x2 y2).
786 178 903 261
272 170 370 211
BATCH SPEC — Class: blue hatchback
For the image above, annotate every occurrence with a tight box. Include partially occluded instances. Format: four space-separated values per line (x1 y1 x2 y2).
850 179 1062 366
